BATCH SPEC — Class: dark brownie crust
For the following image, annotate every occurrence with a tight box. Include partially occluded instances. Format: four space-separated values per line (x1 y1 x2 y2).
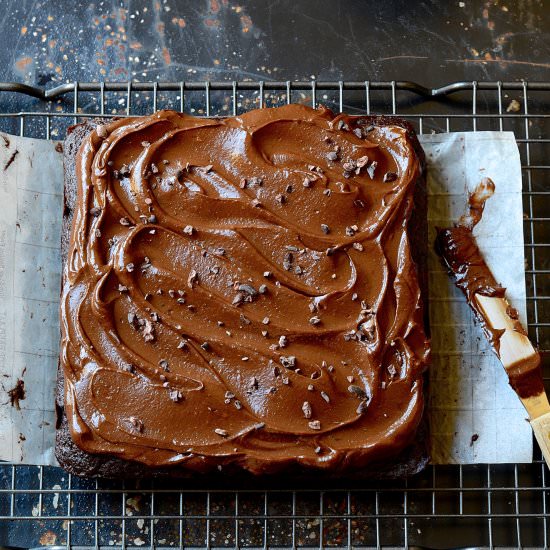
56 114 430 480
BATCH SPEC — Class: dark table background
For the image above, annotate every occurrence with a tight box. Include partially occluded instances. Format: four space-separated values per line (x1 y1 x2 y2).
0 0 548 106
0 2 549 549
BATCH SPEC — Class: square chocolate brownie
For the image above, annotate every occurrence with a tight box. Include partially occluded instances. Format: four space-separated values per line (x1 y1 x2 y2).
57 105 430 478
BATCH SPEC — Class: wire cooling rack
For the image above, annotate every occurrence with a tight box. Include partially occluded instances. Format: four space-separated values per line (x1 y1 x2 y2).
0 80 548 549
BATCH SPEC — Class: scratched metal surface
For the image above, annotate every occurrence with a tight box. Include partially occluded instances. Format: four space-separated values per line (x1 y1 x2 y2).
0 0 548 115
0 2 548 549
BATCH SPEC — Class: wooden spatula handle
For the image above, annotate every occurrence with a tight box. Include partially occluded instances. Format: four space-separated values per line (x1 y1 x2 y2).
531 412 550 467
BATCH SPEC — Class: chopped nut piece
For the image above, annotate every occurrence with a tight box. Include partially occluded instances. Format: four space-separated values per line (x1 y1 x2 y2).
302 401 312 419
360 317 376 340
238 284 257 296
129 416 144 432
280 355 296 369
356 156 369 169
248 176 263 186
232 293 244 306
348 384 367 399
366 160 378 179
308 420 321 430
159 359 169 371
169 389 183 402
142 319 155 342
187 270 198 288
96 125 108 138
383 171 398 183
214 428 228 437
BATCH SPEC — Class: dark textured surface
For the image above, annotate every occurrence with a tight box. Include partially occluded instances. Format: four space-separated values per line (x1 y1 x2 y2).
0 0 548 114
0 1 548 547
56 113 430 481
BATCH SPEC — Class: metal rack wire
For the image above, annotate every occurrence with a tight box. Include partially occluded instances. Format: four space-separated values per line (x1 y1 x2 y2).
0 80 548 549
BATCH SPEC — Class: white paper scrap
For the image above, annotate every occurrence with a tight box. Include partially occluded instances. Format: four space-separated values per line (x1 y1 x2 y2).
0 130 532 466
419 131 532 464
0 134 63 466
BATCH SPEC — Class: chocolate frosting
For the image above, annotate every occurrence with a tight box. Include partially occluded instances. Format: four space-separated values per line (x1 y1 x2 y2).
60 105 429 474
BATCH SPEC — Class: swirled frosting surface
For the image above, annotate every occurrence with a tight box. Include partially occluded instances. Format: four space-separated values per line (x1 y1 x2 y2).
61 105 429 474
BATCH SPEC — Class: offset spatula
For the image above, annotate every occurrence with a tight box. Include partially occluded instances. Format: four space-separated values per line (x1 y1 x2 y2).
436 178 549 467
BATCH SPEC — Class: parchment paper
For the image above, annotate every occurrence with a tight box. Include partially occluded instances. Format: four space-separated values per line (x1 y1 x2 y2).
419 131 531 464
0 130 531 466
0 134 63 465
